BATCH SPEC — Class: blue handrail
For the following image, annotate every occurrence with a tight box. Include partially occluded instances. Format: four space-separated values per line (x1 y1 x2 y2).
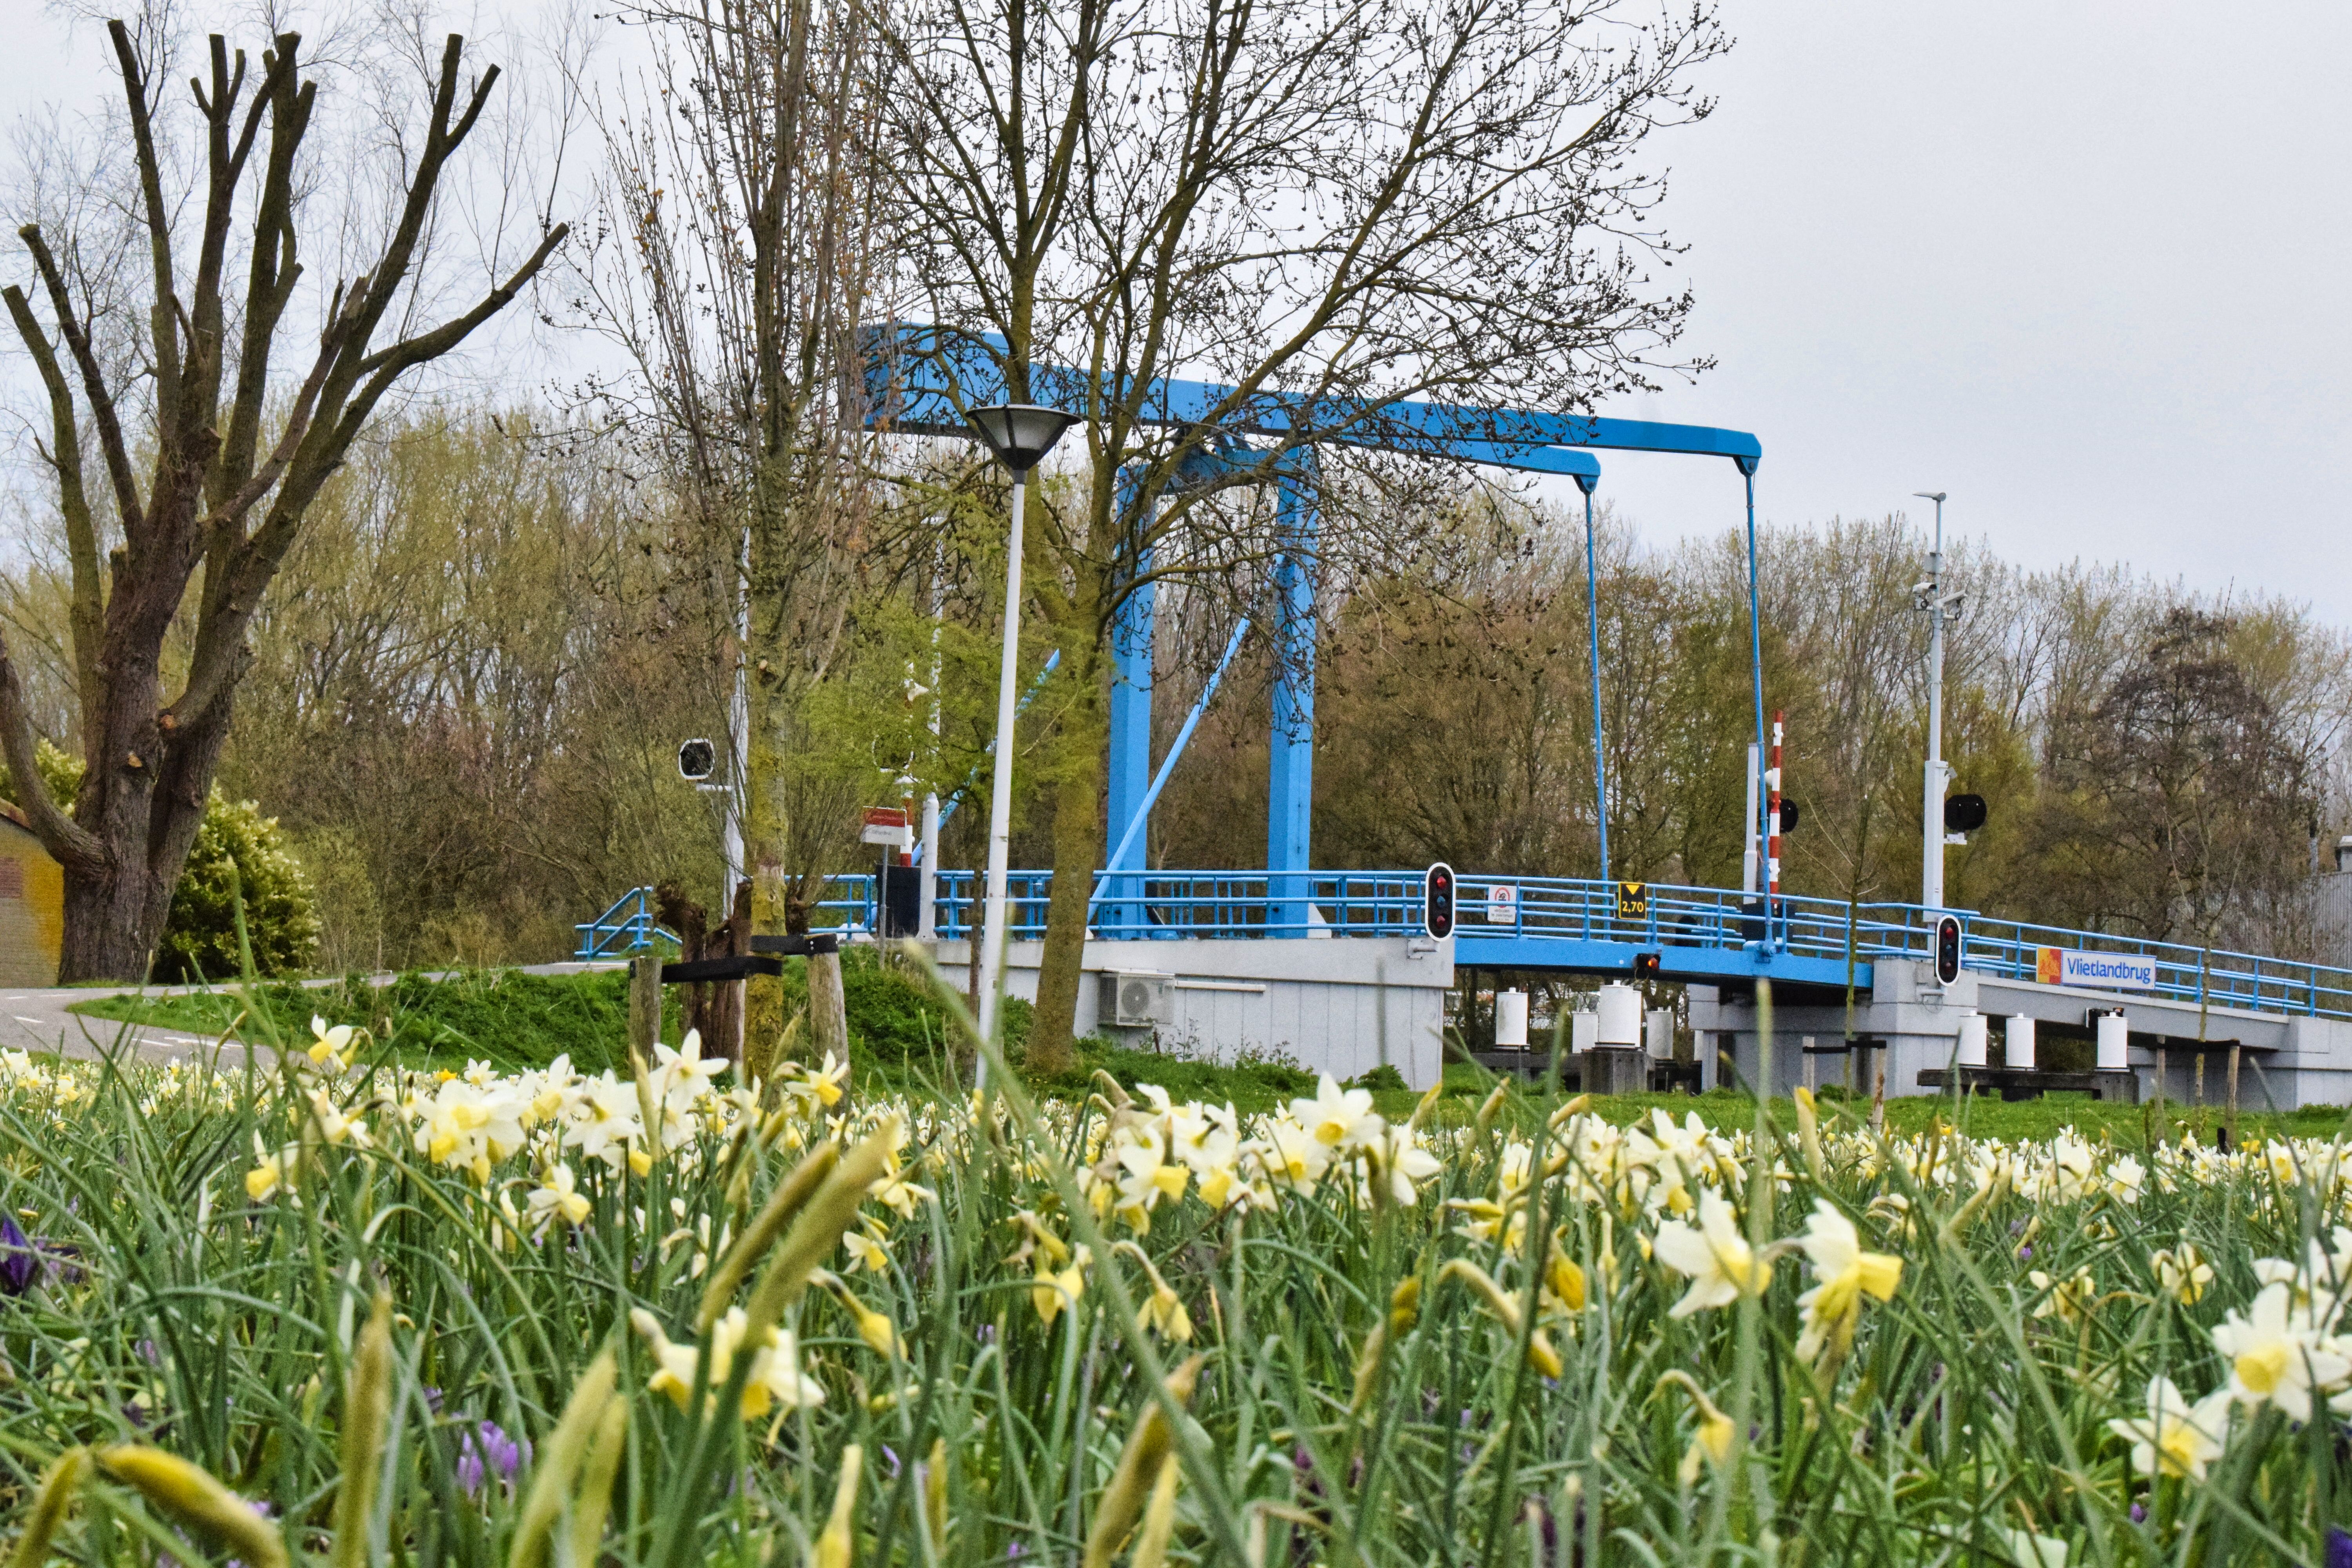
572 887 682 961
583 868 2352 1022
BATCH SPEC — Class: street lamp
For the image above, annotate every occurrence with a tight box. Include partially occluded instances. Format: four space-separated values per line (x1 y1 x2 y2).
1911 490 1964 911
965 403 1082 1079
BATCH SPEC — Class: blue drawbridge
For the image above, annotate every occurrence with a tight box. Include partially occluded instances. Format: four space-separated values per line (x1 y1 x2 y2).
582 328 2352 1103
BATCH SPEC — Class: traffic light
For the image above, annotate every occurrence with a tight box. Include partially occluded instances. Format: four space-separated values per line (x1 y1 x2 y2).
1934 913 1963 987
1424 862 1455 940
1944 794 1987 833
678 738 717 781
1633 951 1661 979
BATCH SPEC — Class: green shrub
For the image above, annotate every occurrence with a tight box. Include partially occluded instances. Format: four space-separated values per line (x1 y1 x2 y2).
1 739 320 980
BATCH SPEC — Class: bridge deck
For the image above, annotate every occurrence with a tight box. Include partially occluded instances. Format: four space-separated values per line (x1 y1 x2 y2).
613 868 2352 1025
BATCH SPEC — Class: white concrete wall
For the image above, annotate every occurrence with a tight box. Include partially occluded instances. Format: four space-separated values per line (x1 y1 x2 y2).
927 935 1454 1089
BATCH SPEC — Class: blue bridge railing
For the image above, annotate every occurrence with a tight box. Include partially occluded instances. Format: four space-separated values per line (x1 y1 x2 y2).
579 869 2352 1022
572 887 681 960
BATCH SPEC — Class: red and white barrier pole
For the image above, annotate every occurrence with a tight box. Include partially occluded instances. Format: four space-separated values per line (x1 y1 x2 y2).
1766 711 1784 940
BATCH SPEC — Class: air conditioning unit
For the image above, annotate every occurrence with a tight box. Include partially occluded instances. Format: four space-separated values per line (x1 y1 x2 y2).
1098 971 1174 1030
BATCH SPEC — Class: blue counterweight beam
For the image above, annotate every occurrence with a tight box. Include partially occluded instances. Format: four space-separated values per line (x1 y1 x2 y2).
1268 458 1319 936
1575 471 1609 886
1103 467 1155 936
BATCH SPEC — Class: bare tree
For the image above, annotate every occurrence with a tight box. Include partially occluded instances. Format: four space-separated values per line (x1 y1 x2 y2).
568 0 893 1074
0 20 565 979
883 0 1727 1070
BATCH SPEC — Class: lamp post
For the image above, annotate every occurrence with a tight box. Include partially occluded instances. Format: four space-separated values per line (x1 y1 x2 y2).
964 403 1082 1081
1911 490 1962 911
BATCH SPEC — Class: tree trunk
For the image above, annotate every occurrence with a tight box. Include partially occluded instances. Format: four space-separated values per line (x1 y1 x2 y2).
741 652 796 1087
1026 638 1111 1075
59 860 171 982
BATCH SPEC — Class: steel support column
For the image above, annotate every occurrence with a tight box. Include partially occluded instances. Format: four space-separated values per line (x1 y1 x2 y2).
1103 473 1155 937
1267 464 1318 936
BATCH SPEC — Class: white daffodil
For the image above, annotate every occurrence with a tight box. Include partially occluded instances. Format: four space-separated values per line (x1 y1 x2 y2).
2151 1246 2214 1306
1652 1188 1769 1318
630 1307 823 1419
2213 1283 2351 1421
1290 1075 1378 1151
527 1163 593 1233
307 1014 355 1074
2105 1376 2230 1482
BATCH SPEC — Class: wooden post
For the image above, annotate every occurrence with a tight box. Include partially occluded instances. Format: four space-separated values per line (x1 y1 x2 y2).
809 942 850 1064
2226 1042 2242 1151
630 953 662 1065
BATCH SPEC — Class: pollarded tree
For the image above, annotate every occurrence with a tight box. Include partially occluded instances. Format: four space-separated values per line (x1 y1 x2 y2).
0 22 566 980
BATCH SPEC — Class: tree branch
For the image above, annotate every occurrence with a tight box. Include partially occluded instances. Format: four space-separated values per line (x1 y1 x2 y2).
108 19 183 416
0 287 105 741
18 226 145 539
0 627 105 871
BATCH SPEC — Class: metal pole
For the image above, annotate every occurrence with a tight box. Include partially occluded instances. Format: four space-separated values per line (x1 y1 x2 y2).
1766 711 1784 944
1579 476 1610 884
975 472 1031 1083
918 545 943 939
1740 462 1767 875
724 524 750 915
1920 494 1947 911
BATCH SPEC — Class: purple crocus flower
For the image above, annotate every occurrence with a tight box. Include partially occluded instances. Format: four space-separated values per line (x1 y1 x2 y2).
2130 1502 2146 1524
457 1420 529 1497
2326 1528 2352 1568
0 1214 38 1295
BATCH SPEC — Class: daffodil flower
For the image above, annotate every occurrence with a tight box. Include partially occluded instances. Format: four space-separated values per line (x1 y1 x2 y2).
526 1163 592 1233
1652 1189 1769 1317
307 1015 354 1075
2151 1246 2213 1305
2212 1282 2351 1421
1033 1246 1091 1328
1793 1200 1902 1364
630 1306 823 1418
2106 1376 2230 1482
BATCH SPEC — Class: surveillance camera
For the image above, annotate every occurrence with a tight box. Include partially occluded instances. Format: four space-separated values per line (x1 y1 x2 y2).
1910 580 1934 597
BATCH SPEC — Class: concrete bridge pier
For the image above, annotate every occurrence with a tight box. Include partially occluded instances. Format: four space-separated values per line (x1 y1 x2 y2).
1691 957 2352 1111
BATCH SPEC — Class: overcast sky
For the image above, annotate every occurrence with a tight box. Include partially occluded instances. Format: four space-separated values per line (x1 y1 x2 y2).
4 2 2348 620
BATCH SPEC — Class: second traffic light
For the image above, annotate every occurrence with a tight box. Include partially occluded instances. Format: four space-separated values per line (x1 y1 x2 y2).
1424 862 1455 940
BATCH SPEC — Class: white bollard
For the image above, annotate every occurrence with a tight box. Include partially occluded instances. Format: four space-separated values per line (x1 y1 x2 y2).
1597 983 1642 1047
1956 1012 1987 1068
1646 1009 1675 1060
1494 989 1530 1049
1570 1011 1598 1054
2005 1014 2036 1070
2096 1010 2129 1071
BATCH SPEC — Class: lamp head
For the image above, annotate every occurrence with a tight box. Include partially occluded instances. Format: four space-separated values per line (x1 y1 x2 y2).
1913 491 1947 504
965 403 1082 475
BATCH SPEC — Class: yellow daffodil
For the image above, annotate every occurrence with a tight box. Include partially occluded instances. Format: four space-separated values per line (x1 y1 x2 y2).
1034 1245 1092 1327
1793 1200 1902 1364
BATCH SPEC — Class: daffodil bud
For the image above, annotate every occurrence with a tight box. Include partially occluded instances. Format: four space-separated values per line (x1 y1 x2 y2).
99 1446 287 1568
1082 1355 1206 1568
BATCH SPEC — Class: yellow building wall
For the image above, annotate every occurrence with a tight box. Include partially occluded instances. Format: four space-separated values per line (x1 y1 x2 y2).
0 823 63 987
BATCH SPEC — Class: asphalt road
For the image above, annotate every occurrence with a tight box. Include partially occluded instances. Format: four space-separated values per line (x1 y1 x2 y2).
0 962 627 1067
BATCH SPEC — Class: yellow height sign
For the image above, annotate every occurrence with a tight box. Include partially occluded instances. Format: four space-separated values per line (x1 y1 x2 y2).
1615 882 1649 920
